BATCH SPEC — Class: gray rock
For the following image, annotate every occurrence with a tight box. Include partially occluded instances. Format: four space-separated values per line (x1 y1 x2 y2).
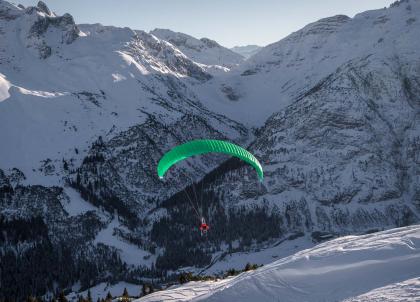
37 1 51 15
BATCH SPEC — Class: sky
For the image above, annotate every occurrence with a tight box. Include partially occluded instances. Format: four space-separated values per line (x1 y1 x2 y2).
15 0 395 48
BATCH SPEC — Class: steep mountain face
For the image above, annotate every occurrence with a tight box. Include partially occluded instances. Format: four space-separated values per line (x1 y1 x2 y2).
152 51 420 270
71 114 247 227
0 1 245 184
230 45 262 59
1 0 420 300
148 0 420 271
150 28 244 71
0 1 248 300
195 0 420 125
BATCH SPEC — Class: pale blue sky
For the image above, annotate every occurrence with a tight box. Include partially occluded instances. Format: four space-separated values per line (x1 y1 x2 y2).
15 0 395 47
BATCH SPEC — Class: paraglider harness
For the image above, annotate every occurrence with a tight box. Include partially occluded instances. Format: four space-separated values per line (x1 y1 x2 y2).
199 217 209 236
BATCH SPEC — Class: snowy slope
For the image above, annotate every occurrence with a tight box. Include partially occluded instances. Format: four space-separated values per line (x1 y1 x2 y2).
202 236 314 276
137 225 420 302
150 29 244 70
196 0 420 126
67 281 141 302
0 1 245 186
341 277 420 302
94 217 156 267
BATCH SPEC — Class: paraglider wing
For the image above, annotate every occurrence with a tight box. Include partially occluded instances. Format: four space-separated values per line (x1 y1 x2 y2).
157 139 263 181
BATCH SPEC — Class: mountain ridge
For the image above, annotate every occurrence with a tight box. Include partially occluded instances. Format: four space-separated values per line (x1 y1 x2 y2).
150 28 244 71
230 45 262 59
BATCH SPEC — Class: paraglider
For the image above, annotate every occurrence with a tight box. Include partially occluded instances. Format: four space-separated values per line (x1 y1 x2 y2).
157 139 263 181
157 139 263 234
199 217 209 236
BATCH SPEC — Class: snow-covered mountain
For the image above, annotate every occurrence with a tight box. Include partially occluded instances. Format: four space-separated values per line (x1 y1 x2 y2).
150 28 244 72
196 1 420 126
136 225 420 302
0 1 247 299
147 0 420 275
0 0 246 185
1 0 420 300
230 45 262 59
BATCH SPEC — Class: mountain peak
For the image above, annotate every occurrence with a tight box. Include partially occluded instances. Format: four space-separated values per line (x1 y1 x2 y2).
150 28 244 69
297 14 351 37
0 0 80 58
37 1 51 16
199 37 221 48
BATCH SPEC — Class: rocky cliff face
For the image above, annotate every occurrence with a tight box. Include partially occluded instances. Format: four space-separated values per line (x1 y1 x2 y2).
151 53 420 269
202 0 420 125
1 0 80 58
150 28 244 70
0 0 420 300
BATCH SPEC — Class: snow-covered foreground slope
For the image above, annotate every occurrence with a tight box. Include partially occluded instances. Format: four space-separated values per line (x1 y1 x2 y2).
137 225 420 302
342 277 420 302
67 281 140 302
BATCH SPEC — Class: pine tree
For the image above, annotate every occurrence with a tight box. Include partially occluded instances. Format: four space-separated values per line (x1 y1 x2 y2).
77 296 85 302
122 288 129 297
244 262 252 271
63 159 69 171
57 291 68 302
87 290 92 302
120 287 130 302
105 291 112 302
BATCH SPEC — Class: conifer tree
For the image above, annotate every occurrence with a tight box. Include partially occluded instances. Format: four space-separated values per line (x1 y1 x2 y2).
26 296 36 302
57 291 68 302
87 290 92 302
121 288 130 302
77 295 85 302
105 291 112 302
122 288 129 297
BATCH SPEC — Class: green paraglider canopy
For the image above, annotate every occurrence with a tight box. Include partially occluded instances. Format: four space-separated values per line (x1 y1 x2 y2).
157 139 263 181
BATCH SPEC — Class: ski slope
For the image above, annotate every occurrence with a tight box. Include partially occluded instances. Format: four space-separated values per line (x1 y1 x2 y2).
136 225 420 302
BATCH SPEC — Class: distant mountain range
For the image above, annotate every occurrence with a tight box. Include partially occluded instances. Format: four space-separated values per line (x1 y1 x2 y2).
230 45 262 59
